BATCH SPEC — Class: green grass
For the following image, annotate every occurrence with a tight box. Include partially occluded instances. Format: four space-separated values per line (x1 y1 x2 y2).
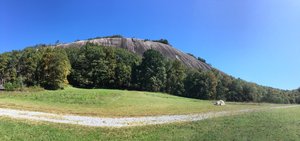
0 106 299 141
0 87 271 117
0 87 298 140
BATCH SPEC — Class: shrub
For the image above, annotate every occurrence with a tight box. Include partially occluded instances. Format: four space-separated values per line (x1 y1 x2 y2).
187 53 196 58
3 83 14 91
3 82 22 91
88 35 123 40
152 39 170 45
197 57 206 63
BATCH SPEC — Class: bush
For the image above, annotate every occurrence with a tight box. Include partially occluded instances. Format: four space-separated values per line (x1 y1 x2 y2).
197 57 206 63
3 83 14 91
187 53 196 58
3 82 21 91
152 39 170 45
88 35 123 40
103 35 123 38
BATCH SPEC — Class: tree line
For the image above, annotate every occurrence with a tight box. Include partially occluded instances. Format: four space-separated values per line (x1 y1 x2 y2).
0 43 299 104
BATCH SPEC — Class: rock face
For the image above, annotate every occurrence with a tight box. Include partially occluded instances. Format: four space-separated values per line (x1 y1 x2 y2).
0 85 4 90
58 38 212 70
214 100 226 106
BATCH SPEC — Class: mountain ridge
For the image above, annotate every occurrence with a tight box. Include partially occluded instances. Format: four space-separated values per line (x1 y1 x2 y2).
57 37 212 70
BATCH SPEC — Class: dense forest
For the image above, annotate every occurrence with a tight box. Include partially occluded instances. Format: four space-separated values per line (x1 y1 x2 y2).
0 43 299 104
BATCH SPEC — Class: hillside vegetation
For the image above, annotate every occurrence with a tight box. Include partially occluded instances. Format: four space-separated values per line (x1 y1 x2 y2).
0 38 299 104
0 105 299 140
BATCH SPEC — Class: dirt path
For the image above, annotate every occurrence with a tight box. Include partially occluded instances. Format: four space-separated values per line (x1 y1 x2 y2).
0 105 298 127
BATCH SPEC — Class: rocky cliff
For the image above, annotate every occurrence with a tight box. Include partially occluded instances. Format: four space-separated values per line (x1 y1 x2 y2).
58 37 212 70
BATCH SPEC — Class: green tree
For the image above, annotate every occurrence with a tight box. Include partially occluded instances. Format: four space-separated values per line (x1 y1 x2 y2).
130 63 142 90
184 70 202 98
184 70 217 100
68 44 120 88
197 57 206 63
205 71 218 99
0 53 9 84
38 48 71 90
115 63 132 88
138 49 166 92
227 78 244 101
69 44 106 88
152 39 170 45
115 48 141 89
64 46 80 65
19 48 41 86
165 60 186 96
214 71 233 100
103 47 117 87
5 51 21 83
242 83 255 102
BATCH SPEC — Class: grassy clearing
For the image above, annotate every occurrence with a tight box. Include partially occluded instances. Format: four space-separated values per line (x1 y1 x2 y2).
0 106 299 141
0 87 273 117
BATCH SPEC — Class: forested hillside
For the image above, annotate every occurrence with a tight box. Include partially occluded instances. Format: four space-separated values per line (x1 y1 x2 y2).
0 40 299 104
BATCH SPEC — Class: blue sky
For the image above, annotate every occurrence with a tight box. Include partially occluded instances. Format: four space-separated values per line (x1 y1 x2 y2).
0 0 299 90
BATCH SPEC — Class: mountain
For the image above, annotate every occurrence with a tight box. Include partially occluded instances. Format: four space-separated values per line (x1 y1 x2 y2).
57 37 212 70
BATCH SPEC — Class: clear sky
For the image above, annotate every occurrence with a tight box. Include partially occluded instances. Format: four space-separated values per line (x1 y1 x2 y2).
0 0 299 90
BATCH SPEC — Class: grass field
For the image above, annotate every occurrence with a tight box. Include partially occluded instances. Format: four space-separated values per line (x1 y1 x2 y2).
0 106 298 141
0 87 272 117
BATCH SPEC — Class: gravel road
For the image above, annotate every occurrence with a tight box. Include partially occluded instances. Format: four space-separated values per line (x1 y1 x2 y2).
0 105 298 127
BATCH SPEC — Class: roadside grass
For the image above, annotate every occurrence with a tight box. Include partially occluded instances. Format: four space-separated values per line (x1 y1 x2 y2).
0 106 299 141
0 87 275 117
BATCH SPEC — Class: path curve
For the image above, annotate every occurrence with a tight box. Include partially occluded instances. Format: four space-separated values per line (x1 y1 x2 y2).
0 105 298 127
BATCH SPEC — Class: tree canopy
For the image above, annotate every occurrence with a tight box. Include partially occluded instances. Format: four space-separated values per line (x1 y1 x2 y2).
0 44 299 104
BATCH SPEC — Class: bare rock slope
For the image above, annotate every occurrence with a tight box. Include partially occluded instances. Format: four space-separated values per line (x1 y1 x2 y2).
58 38 212 70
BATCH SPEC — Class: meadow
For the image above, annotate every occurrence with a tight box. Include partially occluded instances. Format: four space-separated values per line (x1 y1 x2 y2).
0 87 298 141
0 106 299 141
0 87 271 117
